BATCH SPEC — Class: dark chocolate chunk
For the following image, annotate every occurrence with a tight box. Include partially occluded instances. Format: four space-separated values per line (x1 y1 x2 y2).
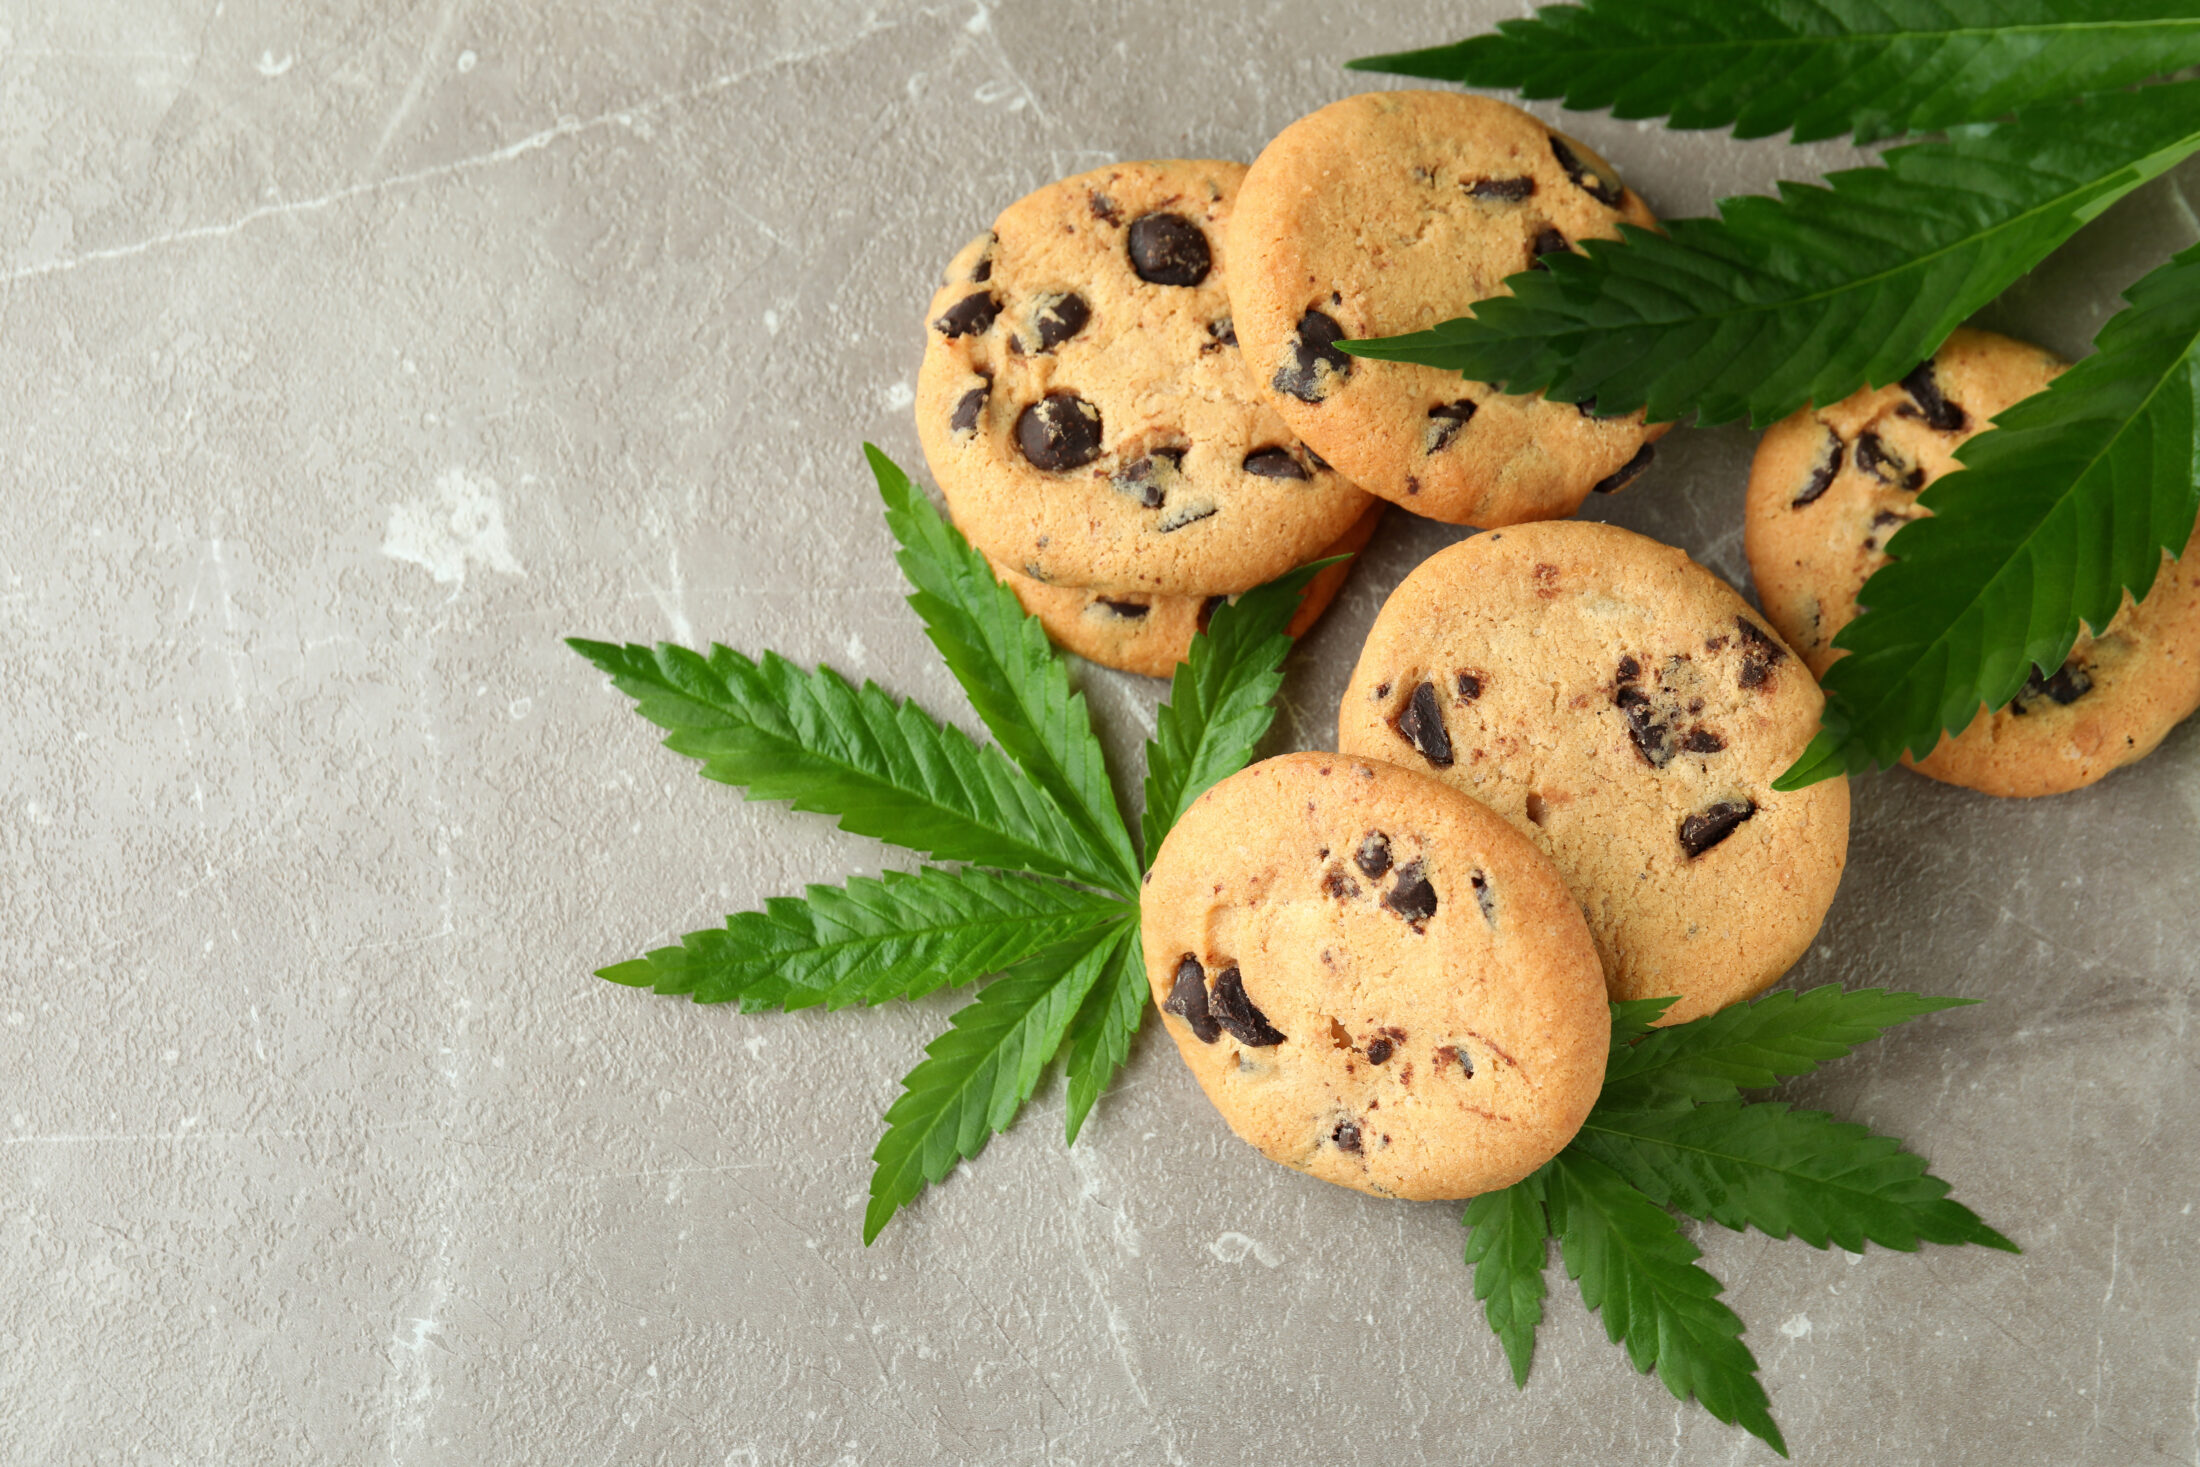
1384 859 1438 929
1679 799 1756 858
1470 870 1496 927
1030 291 1090 352
1016 392 1103 471
1272 309 1352 403
2010 659 2093 713
1243 447 1309 480
1095 597 1149 620
933 291 999 338
1209 965 1285 1046
1467 176 1536 202
969 236 996 282
1528 227 1570 269
1616 655 1641 684
1456 671 1484 701
1393 681 1454 768
1549 134 1625 206
1680 727 1727 754
1791 427 1845 508
1855 431 1925 491
1898 359 1968 432
1322 866 1361 901
1355 832 1393 880
1591 443 1654 494
1331 1118 1364 1153
1735 617 1788 689
1112 447 1183 509
1208 317 1237 347
1425 398 1478 454
1088 191 1121 226
1164 954 1220 1043
1615 685 1675 768
1365 1037 1395 1066
950 382 988 434
1127 211 1212 286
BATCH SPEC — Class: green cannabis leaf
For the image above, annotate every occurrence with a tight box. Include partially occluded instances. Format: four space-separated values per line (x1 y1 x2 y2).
1781 242 2200 786
1342 82 2200 428
1464 988 2011 1455
1352 1 2200 144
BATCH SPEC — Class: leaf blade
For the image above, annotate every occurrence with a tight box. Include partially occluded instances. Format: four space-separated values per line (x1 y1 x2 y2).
1576 1102 2019 1255
1781 241 2200 785
567 638 1118 887
1350 1 2200 144
594 867 1132 1013
1546 1152 1786 1456
1343 83 2200 429
1462 1169 1552 1388
869 444 1140 894
1060 923 1150 1144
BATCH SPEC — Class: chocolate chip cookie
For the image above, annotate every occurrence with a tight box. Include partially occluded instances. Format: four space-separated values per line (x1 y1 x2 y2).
1745 327 2200 797
1142 752 1609 1200
1229 91 1664 526
1336 521 1850 1024
917 161 1374 596
989 502 1383 677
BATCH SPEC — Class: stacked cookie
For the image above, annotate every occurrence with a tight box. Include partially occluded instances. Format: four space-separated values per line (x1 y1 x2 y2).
915 93 1671 676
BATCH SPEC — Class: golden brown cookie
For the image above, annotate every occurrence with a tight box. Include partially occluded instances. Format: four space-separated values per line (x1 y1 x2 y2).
1337 521 1850 1024
1744 327 2200 797
988 503 1384 677
916 160 1373 596
1141 752 1609 1200
1229 91 1665 526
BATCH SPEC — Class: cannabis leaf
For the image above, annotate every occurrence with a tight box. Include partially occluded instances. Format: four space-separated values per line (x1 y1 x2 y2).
594 867 1130 1012
865 925 1134 1243
1780 242 2200 786
1140 562 1330 858
1352 1 2200 144
1342 82 2200 428
1462 1169 1552 1388
1060 932 1151 1144
1546 1151 1786 1455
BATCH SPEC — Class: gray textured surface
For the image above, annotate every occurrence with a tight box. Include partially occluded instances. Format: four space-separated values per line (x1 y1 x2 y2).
5 3 2199 1462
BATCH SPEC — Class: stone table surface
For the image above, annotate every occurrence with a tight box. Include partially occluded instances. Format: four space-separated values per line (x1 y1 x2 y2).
6 3 2199 1463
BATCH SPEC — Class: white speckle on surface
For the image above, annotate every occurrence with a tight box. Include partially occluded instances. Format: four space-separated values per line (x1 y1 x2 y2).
763 309 781 334
881 380 914 411
508 697 532 720
383 468 524 585
843 633 866 668
457 49 478 72
1781 1314 1813 1340
744 1036 768 1058
1207 1232 1281 1268
256 50 294 77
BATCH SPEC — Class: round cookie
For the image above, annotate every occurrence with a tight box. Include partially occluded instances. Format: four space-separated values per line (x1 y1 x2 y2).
1230 91 1665 526
917 160 1374 596
1336 520 1850 1025
1142 752 1609 1200
989 502 1384 677
1745 327 2200 797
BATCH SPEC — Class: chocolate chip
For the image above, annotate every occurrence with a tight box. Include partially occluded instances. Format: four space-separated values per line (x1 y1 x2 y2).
2011 659 2093 713
1528 227 1570 269
1470 870 1496 927
1549 134 1625 206
1164 954 1220 1043
1467 176 1536 202
1112 448 1182 508
1591 443 1654 494
1243 447 1309 480
1088 191 1121 226
1322 866 1361 900
1127 212 1212 286
1209 966 1285 1046
950 383 988 434
969 236 996 282
1454 1045 1475 1079
1855 431 1925 491
1030 291 1090 352
1679 799 1756 858
1272 309 1352 403
1792 426 1844 509
1365 1037 1395 1065
933 291 999 338
1615 685 1675 768
1159 500 1218 532
1016 392 1103 471
1680 727 1727 754
1355 832 1393 880
1331 1118 1363 1153
1384 860 1438 929
1425 399 1477 454
1393 681 1454 768
1305 446 1332 473
1616 656 1641 684
1735 617 1788 689
1208 316 1237 347
1898 359 1967 432
1456 671 1484 702
1095 597 1149 620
